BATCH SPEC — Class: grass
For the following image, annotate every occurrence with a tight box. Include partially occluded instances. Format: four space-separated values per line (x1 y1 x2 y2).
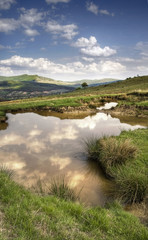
85 129 148 204
34 176 80 202
48 177 80 202
0 170 147 240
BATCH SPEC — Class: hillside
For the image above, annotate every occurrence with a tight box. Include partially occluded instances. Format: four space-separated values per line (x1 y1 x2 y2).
0 75 74 101
66 75 148 96
0 74 121 101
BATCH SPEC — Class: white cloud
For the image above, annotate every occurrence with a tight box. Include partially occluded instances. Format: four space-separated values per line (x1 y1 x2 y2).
46 0 70 4
82 57 94 62
0 8 43 35
100 60 126 72
45 20 78 40
73 36 116 57
100 9 110 15
30 37 35 42
86 2 98 15
86 1 114 16
81 45 116 57
0 0 16 10
0 18 18 33
19 8 44 28
136 41 148 56
0 55 126 80
0 44 11 50
0 66 13 75
24 28 39 37
73 36 97 48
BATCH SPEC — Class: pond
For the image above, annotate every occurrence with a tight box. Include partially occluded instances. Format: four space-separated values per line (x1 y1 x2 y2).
0 104 146 206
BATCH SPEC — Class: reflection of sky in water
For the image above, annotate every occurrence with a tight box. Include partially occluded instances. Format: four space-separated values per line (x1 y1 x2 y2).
0 112 145 206
97 102 118 110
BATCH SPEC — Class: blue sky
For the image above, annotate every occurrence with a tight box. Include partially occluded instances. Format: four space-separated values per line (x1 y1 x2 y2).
0 0 148 81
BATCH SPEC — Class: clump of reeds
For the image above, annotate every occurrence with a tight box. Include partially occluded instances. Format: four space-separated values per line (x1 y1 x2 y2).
84 137 102 161
112 167 147 204
0 165 14 178
84 136 146 204
99 138 137 167
48 176 80 202
85 137 137 173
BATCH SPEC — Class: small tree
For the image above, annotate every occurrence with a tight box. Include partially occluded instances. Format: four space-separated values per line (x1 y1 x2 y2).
81 82 88 88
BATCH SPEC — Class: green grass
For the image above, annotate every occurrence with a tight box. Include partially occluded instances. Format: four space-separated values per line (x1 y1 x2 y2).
85 129 148 204
0 170 147 240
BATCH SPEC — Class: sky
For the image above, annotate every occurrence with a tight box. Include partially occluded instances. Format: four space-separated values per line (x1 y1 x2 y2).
0 0 148 81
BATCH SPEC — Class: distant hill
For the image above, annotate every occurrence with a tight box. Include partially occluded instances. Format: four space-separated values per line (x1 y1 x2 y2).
0 74 121 86
0 74 122 100
0 74 74 101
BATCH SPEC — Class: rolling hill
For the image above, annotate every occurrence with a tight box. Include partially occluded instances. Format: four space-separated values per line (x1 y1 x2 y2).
0 74 121 100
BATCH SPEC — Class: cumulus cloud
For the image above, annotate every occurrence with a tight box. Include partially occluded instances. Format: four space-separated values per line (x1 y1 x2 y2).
82 57 94 62
0 66 14 75
81 45 116 57
86 1 114 16
19 8 44 28
86 2 98 15
100 60 125 72
0 0 16 10
46 0 70 4
45 20 78 40
100 9 110 15
24 28 39 37
136 41 148 56
0 18 18 33
0 55 126 80
0 8 43 35
73 36 97 48
73 36 116 57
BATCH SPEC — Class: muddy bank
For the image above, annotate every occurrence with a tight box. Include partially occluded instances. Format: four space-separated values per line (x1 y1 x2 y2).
0 105 97 123
101 104 148 118
0 115 7 123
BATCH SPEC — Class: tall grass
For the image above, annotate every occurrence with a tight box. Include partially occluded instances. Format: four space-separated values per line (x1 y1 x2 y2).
48 177 80 202
111 167 148 204
84 135 147 204
34 176 80 202
99 138 137 168
0 165 14 178
85 137 137 173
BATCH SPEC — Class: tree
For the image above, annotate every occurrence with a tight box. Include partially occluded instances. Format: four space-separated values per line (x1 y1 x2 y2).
81 82 88 88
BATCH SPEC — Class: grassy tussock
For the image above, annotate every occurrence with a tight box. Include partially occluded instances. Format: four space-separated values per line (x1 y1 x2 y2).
48 177 80 201
85 137 137 170
110 167 147 204
34 176 80 202
84 129 148 204
0 165 14 179
100 138 137 167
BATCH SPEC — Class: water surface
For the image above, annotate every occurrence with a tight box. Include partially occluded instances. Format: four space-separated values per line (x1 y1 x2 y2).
0 109 145 206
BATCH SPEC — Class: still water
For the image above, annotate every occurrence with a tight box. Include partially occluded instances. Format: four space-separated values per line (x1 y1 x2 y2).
0 105 146 206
